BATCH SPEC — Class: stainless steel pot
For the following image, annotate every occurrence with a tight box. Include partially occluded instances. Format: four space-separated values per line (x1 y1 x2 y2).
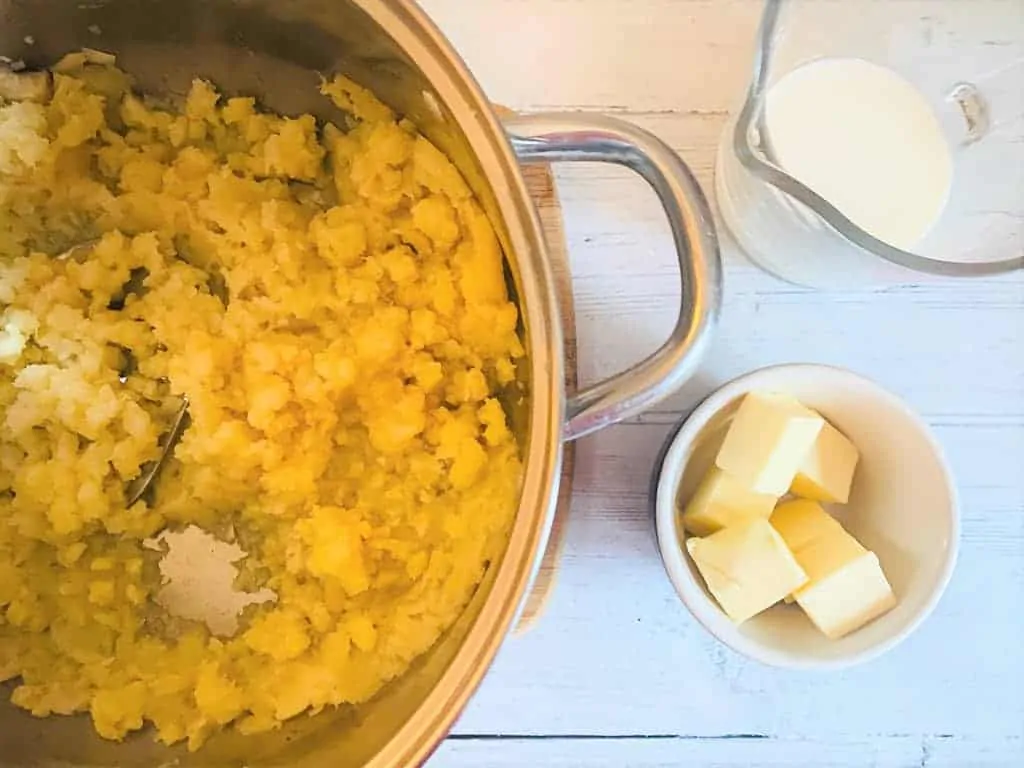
0 1 720 765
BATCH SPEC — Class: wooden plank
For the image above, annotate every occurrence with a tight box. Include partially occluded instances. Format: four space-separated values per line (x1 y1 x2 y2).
419 0 759 113
445 419 1023 739
421 0 1024 118
431 735 1023 767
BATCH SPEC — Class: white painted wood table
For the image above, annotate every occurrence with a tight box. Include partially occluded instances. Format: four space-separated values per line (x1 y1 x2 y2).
418 2 1024 766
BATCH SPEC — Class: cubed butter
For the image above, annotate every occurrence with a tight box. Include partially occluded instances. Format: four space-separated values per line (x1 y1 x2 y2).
715 392 825 496
770 499 896 636
770 498 849 553
680 466 778 537
795 551 896 639
789 526 867 586
770 501 864 606
790 420 860 503
685 518 808 624
770 499 864 603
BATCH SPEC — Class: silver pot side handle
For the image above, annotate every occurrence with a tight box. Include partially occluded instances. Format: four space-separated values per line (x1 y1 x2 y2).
502 113 722 442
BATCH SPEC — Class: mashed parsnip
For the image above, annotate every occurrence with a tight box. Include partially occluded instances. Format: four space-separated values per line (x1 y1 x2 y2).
0 54 523 748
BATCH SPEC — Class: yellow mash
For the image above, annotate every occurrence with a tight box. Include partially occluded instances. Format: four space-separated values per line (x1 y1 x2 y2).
0 54 523 749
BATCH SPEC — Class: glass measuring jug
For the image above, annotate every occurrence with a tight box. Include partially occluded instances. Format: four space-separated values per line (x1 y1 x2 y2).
715 0 1024 288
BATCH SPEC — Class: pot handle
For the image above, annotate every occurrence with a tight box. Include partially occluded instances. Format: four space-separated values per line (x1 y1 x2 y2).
502 113 722 441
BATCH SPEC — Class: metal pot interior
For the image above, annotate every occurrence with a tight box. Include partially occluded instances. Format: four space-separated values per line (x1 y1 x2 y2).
0 0 550 764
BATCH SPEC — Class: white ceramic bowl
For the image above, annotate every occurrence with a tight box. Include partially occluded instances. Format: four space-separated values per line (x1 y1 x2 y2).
653 363 959 670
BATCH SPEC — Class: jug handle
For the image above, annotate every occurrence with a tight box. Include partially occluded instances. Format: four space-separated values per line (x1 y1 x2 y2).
503 113 722 441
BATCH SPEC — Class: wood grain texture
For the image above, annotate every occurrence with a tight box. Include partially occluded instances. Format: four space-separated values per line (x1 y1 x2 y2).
421 0 759 113
432 735 1022 767
417 0 1024 765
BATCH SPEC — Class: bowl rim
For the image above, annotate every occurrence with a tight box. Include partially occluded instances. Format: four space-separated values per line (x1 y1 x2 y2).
652 362 961 671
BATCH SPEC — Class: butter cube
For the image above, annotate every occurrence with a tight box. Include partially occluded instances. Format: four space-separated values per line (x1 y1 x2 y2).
771 499 864 603
680 466 778 536
796 552 896 639
715 393 824 495
770 499 850 553
770 500 896 637
790 421 860 503
686 518 808 624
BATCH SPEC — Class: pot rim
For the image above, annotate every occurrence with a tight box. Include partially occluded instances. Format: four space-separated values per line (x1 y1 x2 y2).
357 2 565 766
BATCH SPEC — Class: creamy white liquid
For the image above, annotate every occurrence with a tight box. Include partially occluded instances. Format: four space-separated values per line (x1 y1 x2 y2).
763 58 953 251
